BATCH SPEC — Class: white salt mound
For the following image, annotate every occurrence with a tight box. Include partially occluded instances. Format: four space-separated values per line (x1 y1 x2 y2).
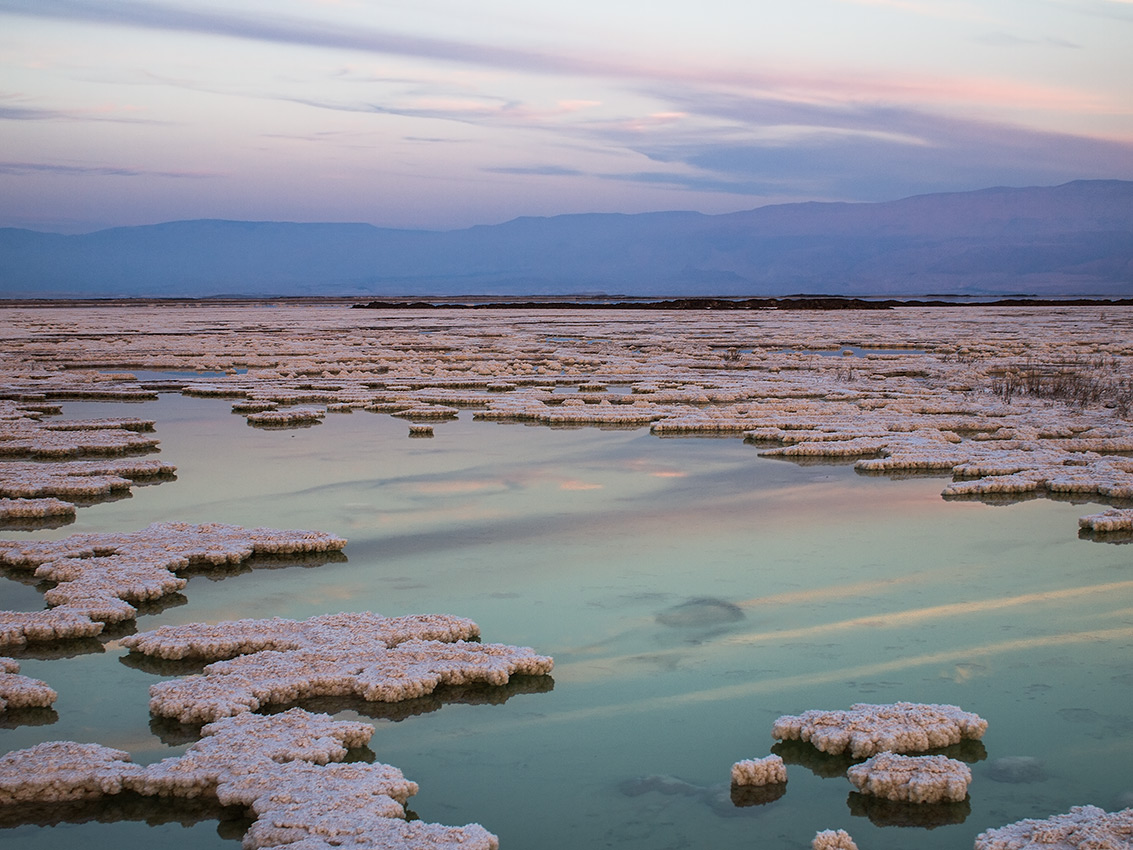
0 657 57 712
974 805 1133 849
846 752 971 803
772 702 988 757
0 741 141 803
812 829 858 850
731 754 786 786
0 522 346 647
0 708 499 849
0 497 76 520
122 611 551 723
1079 508 1133 532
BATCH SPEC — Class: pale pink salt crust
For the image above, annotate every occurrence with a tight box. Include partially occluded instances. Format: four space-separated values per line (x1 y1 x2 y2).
245 406 326 426
0 522 346 647
121 611 551 723
2 304 1129 538
1079 508 1133 532
0 416 159 458
772 702 988 758
974 805 1133 849
730 754 787 786
0 497 76 520
845 752 971 804
0 657 57 712
0 708 499 849
812 830 858 850
0 458 175 500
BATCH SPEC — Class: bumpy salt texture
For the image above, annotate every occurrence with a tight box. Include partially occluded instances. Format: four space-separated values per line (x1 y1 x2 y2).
772 702 988 757
0 522 346 647
845 752 971 803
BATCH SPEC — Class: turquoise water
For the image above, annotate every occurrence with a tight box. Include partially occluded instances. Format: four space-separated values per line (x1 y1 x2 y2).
1 393 1131 848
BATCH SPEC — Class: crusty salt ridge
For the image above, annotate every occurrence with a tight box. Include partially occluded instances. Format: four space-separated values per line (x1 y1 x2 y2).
245 406 326 426
974 805 1133 849
730 754 787 786
0 741 142 803
0 497 75 521
0 458 176 500
2 303 1130 538
0 522 347 648
812 829 858 850
845 752 971 804
123 612 551 723
0 657 57 711
0 416 160 457
0 709 499 849
772 702 988 758
1080 508 1133 532
121 611 481 660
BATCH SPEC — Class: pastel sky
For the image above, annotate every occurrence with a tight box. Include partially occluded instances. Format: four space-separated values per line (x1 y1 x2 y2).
1 0 1131 233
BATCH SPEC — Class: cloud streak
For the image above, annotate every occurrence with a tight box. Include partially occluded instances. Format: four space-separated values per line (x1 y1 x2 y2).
0 0 1103 113
0 160 217 178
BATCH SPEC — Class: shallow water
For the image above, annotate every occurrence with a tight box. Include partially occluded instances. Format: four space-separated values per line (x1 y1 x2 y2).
2 393 1131 849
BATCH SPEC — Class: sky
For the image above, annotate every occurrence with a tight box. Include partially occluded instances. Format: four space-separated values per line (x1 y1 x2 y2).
1 0 1131 234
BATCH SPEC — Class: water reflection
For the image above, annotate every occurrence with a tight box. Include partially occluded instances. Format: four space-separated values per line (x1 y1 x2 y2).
848 792 971 828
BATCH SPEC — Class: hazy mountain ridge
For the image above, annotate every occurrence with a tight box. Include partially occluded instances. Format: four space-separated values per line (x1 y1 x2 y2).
1 180 1130 298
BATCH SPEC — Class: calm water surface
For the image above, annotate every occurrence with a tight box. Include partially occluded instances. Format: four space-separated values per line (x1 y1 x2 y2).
1 393 1131 849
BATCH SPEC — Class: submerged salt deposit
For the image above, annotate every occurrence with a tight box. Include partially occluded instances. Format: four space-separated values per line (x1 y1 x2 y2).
122 611 552 723
974 805 1133 849
0 708 499 849
0 522 346 647
772 702 988 758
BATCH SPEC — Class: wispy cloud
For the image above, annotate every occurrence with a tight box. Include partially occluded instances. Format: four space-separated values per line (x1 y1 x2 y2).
0 160 218 177
0 99 165 123
485 165 585 177
0 0 1103 114
977 30 1082 47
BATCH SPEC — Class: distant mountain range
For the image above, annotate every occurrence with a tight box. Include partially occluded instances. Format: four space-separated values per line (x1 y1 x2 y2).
2 180 1130 299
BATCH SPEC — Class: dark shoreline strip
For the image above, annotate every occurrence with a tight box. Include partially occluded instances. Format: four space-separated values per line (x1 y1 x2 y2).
352 296 1133 311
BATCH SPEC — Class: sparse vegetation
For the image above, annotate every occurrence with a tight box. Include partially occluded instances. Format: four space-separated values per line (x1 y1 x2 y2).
991 359 1132 416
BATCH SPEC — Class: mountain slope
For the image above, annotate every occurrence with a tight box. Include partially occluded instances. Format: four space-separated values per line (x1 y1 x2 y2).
1 180 1130 298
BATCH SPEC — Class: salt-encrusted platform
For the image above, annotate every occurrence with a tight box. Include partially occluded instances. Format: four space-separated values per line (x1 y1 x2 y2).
121 611 553 723
0 523 346 647
974 804 1133 849
730 754 787 787
3 304 1132 539
845 752 971 804
0 458 175 500
0 708 500 849
0 657 56 713
772 702 988 758
812 830 858 850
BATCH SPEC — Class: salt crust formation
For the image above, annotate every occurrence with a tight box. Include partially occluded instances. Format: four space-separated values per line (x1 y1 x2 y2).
0 497 75 520
0 523 347 648
0 458 175 501
0 708 499 849
973 805 1133 849
2 304 1129 538
0 657 57 712
120 611 552 723
772 702 989 758
1079 508 1133 532
845 753 971 804
730 754 787 786
812 830 858 850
